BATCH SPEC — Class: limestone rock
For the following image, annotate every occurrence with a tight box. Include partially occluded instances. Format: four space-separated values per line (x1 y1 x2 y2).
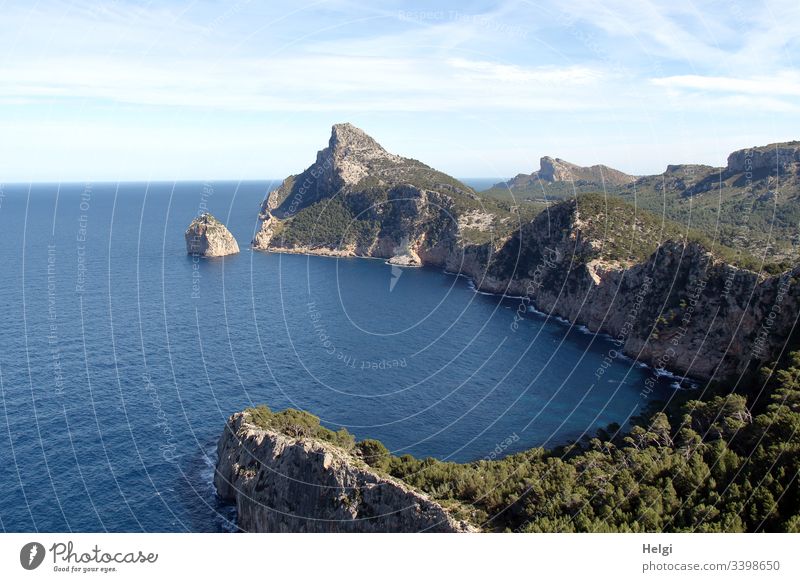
727 142 800 174
252 123 469 261
214 412 477 533
251 214 274 251
251 125 800 380
498 156 635 191
185 213 240 257
473 199 800 380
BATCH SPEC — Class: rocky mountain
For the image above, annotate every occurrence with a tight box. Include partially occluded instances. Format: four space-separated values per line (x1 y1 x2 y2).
252 123 519 256
494 156 636 195
617 141 800 263
483 141 800 263
727 141 800 174
214 409 476 532
253 126 799 380
473 195 800 380
185 213 239 257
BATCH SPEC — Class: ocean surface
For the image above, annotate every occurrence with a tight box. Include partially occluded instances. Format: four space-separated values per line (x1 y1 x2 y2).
0 180 676 532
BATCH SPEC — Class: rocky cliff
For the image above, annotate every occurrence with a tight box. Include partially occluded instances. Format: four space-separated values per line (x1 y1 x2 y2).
253 125 799 380
472 197 800 379
620 141 800 261
214 411 476 533
498 156 635 192
726 141 800 175
252 123 502 258
185 213 240 257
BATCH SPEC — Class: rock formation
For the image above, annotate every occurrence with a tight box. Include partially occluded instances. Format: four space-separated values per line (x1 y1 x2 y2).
499 156 636 191
252 124 799 381
185 213 240 257
251 123 474 255
473 198 800 380
624 141 800 261
214 411 476 533
726 141 800 175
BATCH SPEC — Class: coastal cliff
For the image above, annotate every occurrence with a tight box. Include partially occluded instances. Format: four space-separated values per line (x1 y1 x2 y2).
214 409 476 533
252 124 799 380
252 122 496 259
473 196 800 379
185 213 240 257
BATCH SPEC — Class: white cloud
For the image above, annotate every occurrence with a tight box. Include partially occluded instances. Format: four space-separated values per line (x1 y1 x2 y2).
552 0 800 73
447 58 602 85
650 71 800 112
0 0 797 181
0 55 610 112
652 72 800 97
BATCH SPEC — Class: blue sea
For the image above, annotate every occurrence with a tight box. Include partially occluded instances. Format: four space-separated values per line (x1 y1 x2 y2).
0 181 675 532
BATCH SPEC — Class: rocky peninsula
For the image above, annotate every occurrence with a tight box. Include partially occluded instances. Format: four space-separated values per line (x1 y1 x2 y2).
214 409 476 533
251 124 799 381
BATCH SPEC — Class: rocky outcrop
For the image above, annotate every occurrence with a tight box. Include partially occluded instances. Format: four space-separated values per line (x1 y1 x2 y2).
261 123 448 219
253 126 799 381
214 412 476 533
185 213 240 257
497 156 635 191
726 142 800 175
252 124 473 257
474 200 800 380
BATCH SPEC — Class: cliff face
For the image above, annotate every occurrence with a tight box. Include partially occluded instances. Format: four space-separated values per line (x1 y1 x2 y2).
214 412 476 533
500 156 635 191
185 213 240 257
726 142 800 175
468 198 800 379
253 126 799 380
252 123 486 260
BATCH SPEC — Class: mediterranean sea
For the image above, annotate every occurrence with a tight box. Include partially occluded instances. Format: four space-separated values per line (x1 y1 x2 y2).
0 181 675 531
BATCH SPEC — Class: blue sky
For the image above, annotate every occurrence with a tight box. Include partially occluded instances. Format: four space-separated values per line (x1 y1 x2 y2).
0 0 798 181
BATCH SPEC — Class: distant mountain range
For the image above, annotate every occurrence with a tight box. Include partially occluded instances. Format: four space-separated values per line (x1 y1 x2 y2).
484 141 800 263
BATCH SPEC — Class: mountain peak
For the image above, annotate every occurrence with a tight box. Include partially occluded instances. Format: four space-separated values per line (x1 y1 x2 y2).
538 156 581 182
726 141 800 174
329 123 390 156
321 122 402 179
260 123 471 221
497 156 635 192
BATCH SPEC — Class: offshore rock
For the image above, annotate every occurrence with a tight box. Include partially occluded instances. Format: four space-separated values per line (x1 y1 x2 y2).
185 213 240 257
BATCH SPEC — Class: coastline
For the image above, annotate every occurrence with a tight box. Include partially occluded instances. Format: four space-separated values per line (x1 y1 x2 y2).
254 245 702 388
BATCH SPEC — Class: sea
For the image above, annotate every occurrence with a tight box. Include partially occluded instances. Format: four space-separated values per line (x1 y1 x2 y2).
0 180 676 532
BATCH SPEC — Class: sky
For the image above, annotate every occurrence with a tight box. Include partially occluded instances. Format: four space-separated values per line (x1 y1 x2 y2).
0 0 798 182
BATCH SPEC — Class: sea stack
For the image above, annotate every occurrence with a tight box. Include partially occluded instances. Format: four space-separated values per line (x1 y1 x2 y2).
185 213 240 257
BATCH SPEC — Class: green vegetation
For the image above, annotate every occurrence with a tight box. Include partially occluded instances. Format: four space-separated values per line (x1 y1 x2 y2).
245 405 355 450
275 198 380 249
571 193 759 267
271 171 539 250
380 352 800 531
613 165 800 265
481 157 800 271
486 193 767 278
481 181 624 204
248 349 800 532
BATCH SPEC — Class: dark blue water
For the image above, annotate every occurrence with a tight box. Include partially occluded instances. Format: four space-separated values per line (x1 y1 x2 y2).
0 181 674 532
